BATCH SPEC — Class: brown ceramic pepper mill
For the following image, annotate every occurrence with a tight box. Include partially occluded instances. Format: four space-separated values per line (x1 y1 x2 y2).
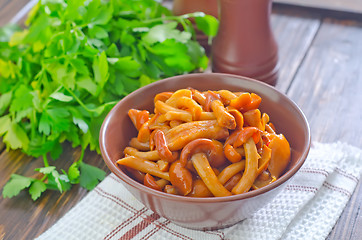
211 0 279 86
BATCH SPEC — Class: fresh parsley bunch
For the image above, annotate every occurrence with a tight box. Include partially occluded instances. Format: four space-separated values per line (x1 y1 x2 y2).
0 0 218 200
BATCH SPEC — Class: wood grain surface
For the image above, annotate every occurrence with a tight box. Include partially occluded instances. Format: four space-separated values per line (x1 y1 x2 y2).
286 17 362 240
275 0 362 15
0 1 362 240
0 0 29 26
272 7 321 92
0 143 110 240
287 18 362 147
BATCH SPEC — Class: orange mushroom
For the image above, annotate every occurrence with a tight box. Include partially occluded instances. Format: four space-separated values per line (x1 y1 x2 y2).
169 160 193 196
144 173 163 191
179 138 226 168
154 129 178 163
128 109 149 131
165 120 229 151
267 134 291 178
187 179 213 197
225 126 261 148
191 153 232 197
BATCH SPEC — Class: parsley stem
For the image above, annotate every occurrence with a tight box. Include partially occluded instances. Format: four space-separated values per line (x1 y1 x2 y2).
43 154 49 167
62 85 91 112
31 109 37 139
62 84 117 114
42 85 62 109
142 12 205 24
140 12 204 32
79 147 85 163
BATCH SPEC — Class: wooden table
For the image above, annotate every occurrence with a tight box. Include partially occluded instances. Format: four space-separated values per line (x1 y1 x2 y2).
1 2 361 240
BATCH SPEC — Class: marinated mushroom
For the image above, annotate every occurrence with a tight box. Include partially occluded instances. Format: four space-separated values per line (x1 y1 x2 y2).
117 88 291 197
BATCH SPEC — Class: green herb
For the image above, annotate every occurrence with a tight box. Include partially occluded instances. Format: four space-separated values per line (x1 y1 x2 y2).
0 0 218 200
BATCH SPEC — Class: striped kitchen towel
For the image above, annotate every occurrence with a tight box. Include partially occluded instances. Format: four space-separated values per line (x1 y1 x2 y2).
36 142 362 240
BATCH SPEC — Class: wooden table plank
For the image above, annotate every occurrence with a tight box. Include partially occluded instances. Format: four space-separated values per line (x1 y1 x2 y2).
0 0 30 27
287 18 362 147
329 180 362 240
275 0 362 15
0 144 110 240
286 17 362 240
271 6 321 92
1 1 361 239
0 5 324 239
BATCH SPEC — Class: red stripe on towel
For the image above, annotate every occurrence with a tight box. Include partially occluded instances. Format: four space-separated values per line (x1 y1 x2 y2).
120 213 160 240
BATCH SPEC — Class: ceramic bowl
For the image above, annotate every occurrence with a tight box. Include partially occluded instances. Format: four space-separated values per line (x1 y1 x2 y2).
99 73 310 230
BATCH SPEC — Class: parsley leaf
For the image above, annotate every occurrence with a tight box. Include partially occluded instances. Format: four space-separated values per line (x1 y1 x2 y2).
0 0 218 201
29 180 47 201
0 91 12 115
142 22 191 45
79 162 106 190
3 123 29 151
195 15 220 38
50 92 73 102
2 175 32 198
68 162 81 184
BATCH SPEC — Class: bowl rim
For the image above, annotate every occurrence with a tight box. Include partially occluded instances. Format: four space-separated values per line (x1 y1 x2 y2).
100 73 311 203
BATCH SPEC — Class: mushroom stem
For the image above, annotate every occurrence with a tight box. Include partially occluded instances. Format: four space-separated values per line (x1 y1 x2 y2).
191 153 232 197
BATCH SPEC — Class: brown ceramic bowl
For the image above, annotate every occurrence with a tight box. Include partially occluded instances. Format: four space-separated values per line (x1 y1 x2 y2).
99 73 310 230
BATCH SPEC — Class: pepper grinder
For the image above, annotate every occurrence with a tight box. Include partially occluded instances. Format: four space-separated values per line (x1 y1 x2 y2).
211 0 279 86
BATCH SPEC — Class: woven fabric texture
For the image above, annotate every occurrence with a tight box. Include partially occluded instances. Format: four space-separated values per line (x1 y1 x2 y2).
36 142 362 240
